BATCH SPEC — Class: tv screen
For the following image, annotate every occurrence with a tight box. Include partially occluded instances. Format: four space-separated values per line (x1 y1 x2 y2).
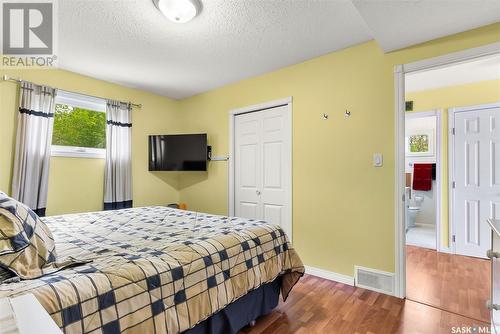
148 134 207 171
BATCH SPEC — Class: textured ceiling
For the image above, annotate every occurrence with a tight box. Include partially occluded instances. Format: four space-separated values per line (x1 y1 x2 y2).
406 54 500 92
57 0 500 99
58 0 371 99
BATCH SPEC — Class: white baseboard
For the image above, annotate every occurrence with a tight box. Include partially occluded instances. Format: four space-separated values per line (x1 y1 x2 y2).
438 246 453 254
304 265 355 286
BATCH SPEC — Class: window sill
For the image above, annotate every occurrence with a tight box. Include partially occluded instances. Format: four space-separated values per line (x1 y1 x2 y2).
51 146 106 159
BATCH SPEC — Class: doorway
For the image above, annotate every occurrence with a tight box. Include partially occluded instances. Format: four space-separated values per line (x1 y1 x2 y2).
394 43 500 323
228 98 293 240
404 111 441 251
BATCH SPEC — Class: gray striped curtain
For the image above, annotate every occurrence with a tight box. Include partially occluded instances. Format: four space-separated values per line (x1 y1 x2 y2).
104 100 132 210
12 82 57 217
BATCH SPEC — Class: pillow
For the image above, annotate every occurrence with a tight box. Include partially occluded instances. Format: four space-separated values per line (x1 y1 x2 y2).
0 192 76 279
0 206 30 255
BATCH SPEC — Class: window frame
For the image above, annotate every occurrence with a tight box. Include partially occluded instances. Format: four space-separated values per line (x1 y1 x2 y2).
404 128 435 157
51 91 107 159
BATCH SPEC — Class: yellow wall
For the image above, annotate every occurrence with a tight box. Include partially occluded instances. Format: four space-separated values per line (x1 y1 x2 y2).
175 23 500 277
0 69 181 215
407 79 500 111
406 78 500 248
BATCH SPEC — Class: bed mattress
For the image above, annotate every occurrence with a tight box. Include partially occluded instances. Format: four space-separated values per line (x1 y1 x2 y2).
0 206 304 333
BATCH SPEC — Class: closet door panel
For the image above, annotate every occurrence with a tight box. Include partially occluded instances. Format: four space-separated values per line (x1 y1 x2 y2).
235 113 262 220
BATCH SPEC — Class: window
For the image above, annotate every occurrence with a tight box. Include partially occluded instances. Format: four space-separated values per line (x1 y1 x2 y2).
405 129 434 157
408 134 429 153
51 91 107 158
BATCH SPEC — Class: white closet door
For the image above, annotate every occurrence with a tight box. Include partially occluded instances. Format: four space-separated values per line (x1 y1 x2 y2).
234 105 291 237
454 106 500 258
235 111 261 220
260 106 291 232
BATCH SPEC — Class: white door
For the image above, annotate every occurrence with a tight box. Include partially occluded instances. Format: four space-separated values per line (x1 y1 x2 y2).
453 105 500 258
234 105 292 237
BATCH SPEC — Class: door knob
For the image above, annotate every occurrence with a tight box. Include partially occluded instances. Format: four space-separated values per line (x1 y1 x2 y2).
256 190 261 196
486 300 500 311
487 249 500 259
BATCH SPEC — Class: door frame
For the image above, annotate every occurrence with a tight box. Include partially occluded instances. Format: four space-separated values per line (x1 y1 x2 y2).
228 97 293 241
393 41 500 299
405 109 442 252
448 102 500 256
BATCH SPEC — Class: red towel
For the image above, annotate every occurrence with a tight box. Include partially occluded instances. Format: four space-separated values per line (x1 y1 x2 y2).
413 163 432 191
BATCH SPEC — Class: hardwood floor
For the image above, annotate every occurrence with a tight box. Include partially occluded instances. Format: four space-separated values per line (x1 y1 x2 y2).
239 273 490 334
406 245 491 323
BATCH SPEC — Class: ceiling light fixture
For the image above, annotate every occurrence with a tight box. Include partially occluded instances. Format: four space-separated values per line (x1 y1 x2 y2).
153 0 201 24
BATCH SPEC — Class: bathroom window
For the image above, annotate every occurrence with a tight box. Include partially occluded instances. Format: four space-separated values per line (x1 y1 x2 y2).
409 135 429 152
405 129 434 157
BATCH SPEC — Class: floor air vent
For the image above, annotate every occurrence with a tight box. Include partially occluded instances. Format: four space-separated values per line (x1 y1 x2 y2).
354 266 394 295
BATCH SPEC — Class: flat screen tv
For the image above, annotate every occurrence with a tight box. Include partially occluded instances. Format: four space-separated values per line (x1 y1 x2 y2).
148 134 207 171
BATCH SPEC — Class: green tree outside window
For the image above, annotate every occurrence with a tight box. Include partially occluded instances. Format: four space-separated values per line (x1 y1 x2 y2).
52 104 106 149
408 134 429 153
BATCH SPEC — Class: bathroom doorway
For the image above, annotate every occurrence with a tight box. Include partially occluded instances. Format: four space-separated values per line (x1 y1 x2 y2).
395 47 499 323
404 111 441 251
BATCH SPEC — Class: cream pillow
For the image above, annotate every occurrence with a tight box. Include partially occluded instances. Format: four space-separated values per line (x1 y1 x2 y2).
0 192 66 279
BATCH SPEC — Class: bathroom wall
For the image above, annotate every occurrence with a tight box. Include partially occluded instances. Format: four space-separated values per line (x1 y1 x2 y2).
405 115 437 226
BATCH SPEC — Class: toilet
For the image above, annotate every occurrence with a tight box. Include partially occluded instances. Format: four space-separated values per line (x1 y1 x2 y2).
407 194 424 229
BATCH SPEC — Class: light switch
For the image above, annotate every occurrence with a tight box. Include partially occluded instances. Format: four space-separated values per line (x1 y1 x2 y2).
373 153 383 167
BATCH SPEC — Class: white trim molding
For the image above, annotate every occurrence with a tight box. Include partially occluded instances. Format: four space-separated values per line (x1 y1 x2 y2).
228 97 292 116
394 64 406 299
449 101 500 113
51 145 106 159
304 266 355 286
228 97 293 241
394 42 500 300
56 90 107 112
448 107 457 256
403 42 500 74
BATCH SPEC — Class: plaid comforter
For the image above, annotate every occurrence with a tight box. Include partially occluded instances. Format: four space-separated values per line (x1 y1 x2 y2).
0 206 304 333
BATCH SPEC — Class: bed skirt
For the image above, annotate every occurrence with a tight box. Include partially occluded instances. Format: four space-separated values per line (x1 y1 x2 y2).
185 277 282 334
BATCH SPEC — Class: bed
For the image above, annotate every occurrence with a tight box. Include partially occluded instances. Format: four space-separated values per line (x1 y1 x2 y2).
0 206 304 334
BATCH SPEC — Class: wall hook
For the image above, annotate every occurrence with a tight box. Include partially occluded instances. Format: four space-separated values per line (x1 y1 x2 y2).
323 113 329 120
344 110 351 118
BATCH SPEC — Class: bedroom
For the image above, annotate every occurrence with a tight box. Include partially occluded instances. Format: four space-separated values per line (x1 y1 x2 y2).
0 1 499 333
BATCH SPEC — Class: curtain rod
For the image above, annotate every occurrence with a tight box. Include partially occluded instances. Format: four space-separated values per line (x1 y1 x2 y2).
1 75 142 109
